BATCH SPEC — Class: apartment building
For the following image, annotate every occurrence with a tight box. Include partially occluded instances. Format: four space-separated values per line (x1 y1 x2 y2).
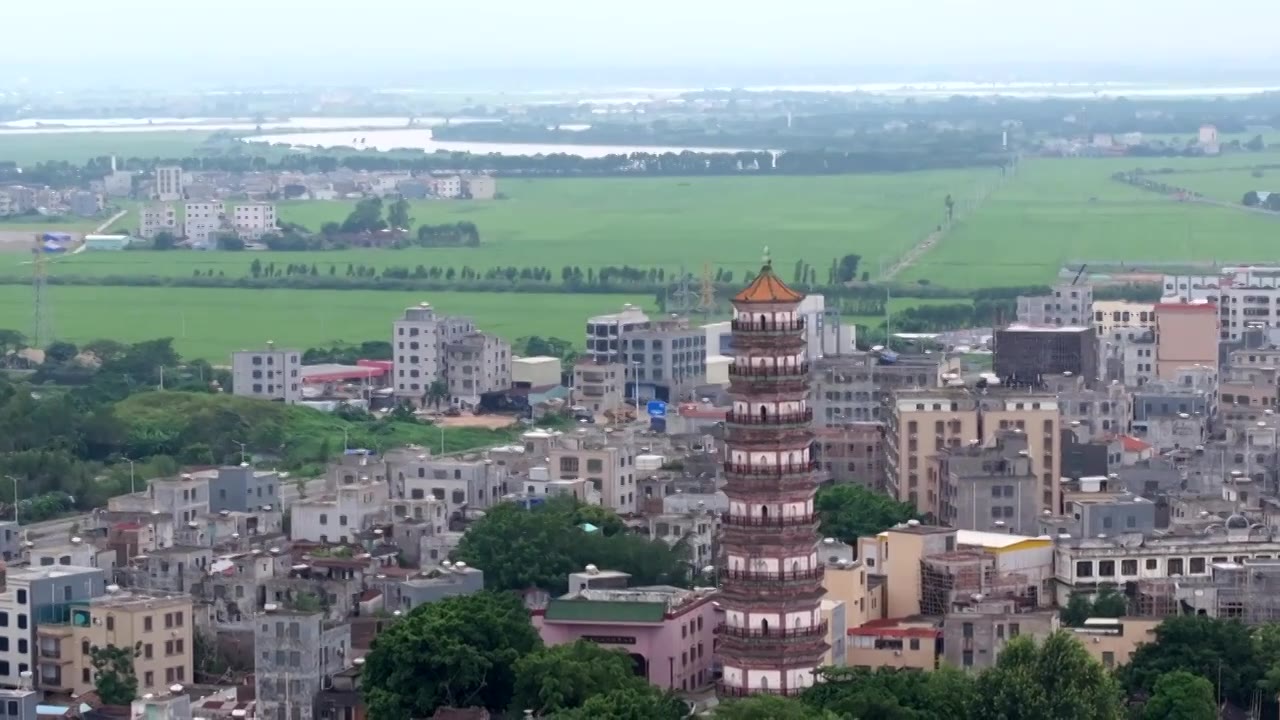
255 610 350 720
392 303 477 404
548 429 637 514
461 175 496 200
290 481 389 543
586 304 651 364
1016 284 1093 326
444 332 511 408
183 201 223 245
139 203 178 239
396 456 507 519
209 464 280 514
935 432 1040 536
571 361 625 415
0 565 105 690
885 388 1061 515
231 344 303 404
622 316 707 402
1155 302 1219 379
37 589 192 697
1043 373 1133 441
1092 300 1156 338
429 175 463 198
816 424 884 489
994 325 1099 386
154 166 183 201
812 353 878 425
232 203 277 240
67 191 101 218
1220 285 1280 341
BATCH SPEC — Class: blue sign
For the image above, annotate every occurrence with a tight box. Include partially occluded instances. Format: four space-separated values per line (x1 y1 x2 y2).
646 400 668 417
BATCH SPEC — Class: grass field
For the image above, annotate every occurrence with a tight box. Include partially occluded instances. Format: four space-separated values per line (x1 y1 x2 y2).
0 286 656 361
0 131 220 165
898 155 1280 288
1166 168 1280 204
2 173 995 281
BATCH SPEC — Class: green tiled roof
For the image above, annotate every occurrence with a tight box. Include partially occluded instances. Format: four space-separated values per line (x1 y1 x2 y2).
544 599 667 623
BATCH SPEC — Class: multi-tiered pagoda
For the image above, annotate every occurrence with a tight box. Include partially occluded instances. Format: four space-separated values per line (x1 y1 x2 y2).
717 259 828 698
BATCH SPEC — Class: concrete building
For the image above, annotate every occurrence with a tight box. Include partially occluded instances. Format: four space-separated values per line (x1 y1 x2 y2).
429 175 462 198
885 388 1062 516
586 304 650 364
1070 617 1160 670
1037 477 1156 538
1016 284 1093 327
812 353 877 426
391 563 485 610
67 191 101 218
513 356 562 388
571 361 625 416
139 203 178 239
0 565 105 690
815 424 884 490
290 481 389 544
397 455 507 519
444 332 511 408
534 583 719 693
548 428 637 514
255 610 350 720
994 325 1099 387
1220 284 1280 341
102 164 133 198
461 175 496 200
1093 301 1156 338
1155 302 1219 379
183 201 223 245
943 603 1058 671
0 688 36 720
622 316 708 403
154 166 183 201
392 303 477 405
37 589 192 697
1043 373 1133 442
231 344 303 404
936 432 1040 536
231 203 277 240
209 464 280 514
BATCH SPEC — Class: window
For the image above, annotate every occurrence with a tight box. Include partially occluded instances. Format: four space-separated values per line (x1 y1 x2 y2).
1146 558 1159 570
1098 560 1115 576
81 639 89 655
1121 559 1138 576
1102 651 1115 668
16 640 24 654
145 671 154 687
909 638 920 650
1009 623 1020 637
1076 561 1094 578
144 616 153 632
144 644 153 659
451 490 465 504
1190 557 1206 574
82 668 90 683
339 515 348 526
1168 558 1184 575
16 615 25 630
319 513 328 525
104 615 112 632
15 590 25 605
962 650 973 667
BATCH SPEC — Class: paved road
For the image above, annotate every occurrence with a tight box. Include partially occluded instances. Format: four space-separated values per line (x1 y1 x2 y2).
22 475 330 542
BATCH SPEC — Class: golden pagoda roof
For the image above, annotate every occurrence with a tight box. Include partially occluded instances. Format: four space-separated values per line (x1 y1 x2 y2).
733 262 804 304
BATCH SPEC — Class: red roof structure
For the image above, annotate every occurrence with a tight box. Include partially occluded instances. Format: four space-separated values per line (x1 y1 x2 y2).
733 262 804 304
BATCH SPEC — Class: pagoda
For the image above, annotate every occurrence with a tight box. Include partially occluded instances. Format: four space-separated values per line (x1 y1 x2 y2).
716 253 828 697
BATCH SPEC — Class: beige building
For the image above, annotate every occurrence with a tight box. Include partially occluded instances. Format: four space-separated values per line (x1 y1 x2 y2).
1155 302 1218 380
513 356 562 388
139 203 178 239
547 428 636 514
232 202 277 240
445 332 511 408
183 201 224 245
154 166 183 201
1092 301 1156 337
38 590 193 697
846 618 940 671
822 557 883 630
886 389 1062 516
1070 617 1160 670
461 175 496 200
571 361 624 416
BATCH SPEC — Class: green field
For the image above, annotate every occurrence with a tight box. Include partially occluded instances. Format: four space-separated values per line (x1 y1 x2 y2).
1166 168 1280 204
899 156 1280 287
0 286 656 361
0 131 219 165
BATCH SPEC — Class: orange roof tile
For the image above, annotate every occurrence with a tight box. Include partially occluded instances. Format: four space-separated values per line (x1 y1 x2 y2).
733 263 804 304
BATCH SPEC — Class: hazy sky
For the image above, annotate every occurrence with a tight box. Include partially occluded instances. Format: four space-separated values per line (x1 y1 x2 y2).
6 0 1278 88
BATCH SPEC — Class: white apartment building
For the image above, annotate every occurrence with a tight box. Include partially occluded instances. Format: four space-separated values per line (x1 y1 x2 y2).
392 303 476 404
154 166 184 201
231 203 277 240
399 457 507 519
586 304 651 363
548 430 637 514
1220 285 1280 341
139 203 178 239
0 566 105 689
445 332 511 407
430 175 462 198
461 175 496 200
231 344 303 404
290 481 389 543
183 202 224 245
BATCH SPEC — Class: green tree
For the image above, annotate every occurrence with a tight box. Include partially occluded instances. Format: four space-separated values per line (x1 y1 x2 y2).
1091 584 1127 618
1244 190 1262 207
361 591 541 719
1060 592 1094 627
1143 670 1215 720
387 198 413 229
511 640 646 715
549 686 687 720
1119 615 1260 708
424 379 449 409
815 484 919 544
90 643 141 705
1246 134 1266 152
973 632 1122 720
713 695 837 719
152 230 177 250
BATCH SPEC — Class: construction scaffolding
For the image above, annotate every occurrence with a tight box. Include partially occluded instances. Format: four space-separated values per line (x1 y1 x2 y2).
920 551 1039 616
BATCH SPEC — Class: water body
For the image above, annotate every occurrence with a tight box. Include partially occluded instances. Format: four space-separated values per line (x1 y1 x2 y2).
0 117 491 134
241 128 743 158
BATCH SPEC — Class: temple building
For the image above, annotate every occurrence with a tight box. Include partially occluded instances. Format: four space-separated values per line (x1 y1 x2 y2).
717 257 829 697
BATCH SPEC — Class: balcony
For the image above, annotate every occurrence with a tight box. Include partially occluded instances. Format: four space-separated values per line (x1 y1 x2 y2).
722 566 825 583
718 620 828 641
716 681 807 698
729 363 809 379
720 512 817 529
726 409 813 427
723 461 817 477
731 318 807 334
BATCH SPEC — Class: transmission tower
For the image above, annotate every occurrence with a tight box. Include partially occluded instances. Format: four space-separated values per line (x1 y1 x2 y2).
696 263 716 317
32 234 51 348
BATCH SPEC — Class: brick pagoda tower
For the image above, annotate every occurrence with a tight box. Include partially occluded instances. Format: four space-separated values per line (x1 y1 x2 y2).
717 256 828 698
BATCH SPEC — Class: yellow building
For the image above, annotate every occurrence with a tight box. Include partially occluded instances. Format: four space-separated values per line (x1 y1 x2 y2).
37 589 193 696
1092 301 1156 338
1070 617 1160 670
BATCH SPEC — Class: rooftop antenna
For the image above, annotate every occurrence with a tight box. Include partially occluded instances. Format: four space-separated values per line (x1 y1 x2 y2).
32 234 51 348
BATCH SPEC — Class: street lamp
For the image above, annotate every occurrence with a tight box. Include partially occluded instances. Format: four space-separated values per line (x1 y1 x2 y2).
123 457 136 495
